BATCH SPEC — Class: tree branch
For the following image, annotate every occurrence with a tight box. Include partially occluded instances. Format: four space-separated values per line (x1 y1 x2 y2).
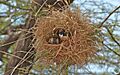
105 27 120 47
4 15 36 75
99 5 120 28
104 43 120 57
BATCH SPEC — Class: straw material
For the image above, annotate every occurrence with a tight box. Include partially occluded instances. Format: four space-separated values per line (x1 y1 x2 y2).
33 9 97 66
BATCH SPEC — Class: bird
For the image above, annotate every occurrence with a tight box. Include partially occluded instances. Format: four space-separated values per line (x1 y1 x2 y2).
53 28 71 37
56 28 66 38
47 34 61 44
32 0 74 10
47 28 72 44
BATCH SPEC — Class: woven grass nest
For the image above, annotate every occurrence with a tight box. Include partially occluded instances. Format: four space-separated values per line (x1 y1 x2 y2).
34 9 97 66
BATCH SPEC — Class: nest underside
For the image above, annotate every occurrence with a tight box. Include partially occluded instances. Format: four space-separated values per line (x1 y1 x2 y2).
33 9 97 66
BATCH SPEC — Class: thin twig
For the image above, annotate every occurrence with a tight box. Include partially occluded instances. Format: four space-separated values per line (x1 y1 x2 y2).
0 33 33 47
104 43 120 57
99 5 120 28
34 0 48 17
0 51 33 64
105 27 120 47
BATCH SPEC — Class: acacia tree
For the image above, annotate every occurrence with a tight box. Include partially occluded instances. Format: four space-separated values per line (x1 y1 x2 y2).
0 0 120 75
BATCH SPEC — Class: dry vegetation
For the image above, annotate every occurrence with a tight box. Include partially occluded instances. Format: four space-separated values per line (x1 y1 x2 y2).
33 9 98 67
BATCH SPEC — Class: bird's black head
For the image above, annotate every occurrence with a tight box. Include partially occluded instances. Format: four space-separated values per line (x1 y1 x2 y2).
56 28 65 37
